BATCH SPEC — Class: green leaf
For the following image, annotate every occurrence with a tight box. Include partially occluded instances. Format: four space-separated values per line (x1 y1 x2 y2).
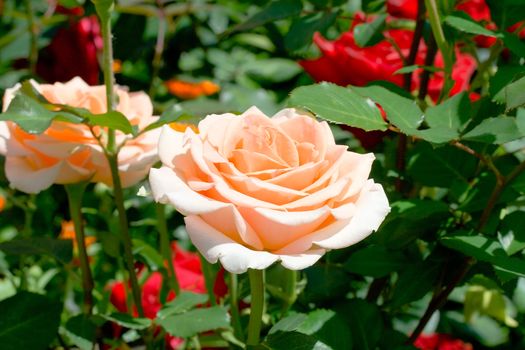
441 235 525 278
85 111 134 135
0 93 57 134
493 75 525 111
462 116 521 144
230 0 302 33
158 306 230 338
352 85 423 135
0 238 72 264
390 260 440 307
517 108 525 136
344 245 411 277
269 314 308 334
465 285 518 327
353 14 387 47
63 315 96 350
132 239 164 271
308 312 352 350
502 31 525 58
143 104 187 132
284 11 339 51
407 142 477 187
296 309 335 335
289 83 387 131
498 211 525 255
263 331 323 350
393 65 442 75
434 96 471 129
445 15 501 37
0 292 62 350
337 300 382 350
417 92 471 143
157 292 209 320
244 58 302 83
102 313 152 330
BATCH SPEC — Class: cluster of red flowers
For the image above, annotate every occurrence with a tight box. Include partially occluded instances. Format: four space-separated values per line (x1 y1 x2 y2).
415 333 474 350
299 0 523 148
109 243 227 349
37 5 102 84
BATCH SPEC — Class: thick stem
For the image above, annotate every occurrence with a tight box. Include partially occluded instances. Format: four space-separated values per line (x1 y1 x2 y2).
246 269 264 346
108 154 145 317
65 183 95 314
156 203 180 295
24 0 38 74
94 0 144 317
396 0 425 194
281 269 298 315
228 272 245 342
408 257 475 343
148 2 167 98
98 8 117 151
424 0 453 101
199 254 217 306
402 0 425 91
417 35 438 101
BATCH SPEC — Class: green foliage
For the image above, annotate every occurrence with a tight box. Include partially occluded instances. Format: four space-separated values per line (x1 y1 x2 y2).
101 313 152 330
353 14 387 47
158 306 230 338
289 83 387 131
62 315 97 350
0 292 62 350
0 238 73 264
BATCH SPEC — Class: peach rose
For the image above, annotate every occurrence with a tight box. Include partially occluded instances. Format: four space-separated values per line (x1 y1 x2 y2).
149 107 390 273
0 77 160 193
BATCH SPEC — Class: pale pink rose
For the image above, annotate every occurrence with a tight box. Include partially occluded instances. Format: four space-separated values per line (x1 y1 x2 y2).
0 77 160 193
149 107 390 273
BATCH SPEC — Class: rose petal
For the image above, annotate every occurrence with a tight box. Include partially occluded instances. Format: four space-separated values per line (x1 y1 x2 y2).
185 215 279 274
150 167 264 249
5 157 62 193
279 249 326 270
277 180 390 253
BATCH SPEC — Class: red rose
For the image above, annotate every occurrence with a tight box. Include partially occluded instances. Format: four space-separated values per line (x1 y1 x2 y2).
37 16 102 84
386 0 418 20
300 26 475 99
109 243 227 349
415 333 473 350
299 22 476 147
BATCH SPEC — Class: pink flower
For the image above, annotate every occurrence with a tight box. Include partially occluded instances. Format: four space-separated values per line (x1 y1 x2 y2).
149 107 389 273
0 77 160 193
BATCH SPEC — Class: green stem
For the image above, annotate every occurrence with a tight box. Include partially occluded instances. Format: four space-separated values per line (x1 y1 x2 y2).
281 269 297 315
96 1 117 151
424 0 453 100
18 198 34 291
24 0 38 74
156 203 180 295
148 2 167 98
93 0 144 317
246 269 264 346
108 153 145 317
199 254 217 306
65 183 95 314
228 272 244 342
